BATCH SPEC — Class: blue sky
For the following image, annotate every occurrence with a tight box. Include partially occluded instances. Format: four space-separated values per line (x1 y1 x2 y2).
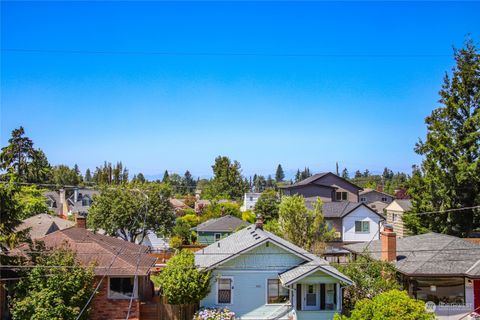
1 1 479 179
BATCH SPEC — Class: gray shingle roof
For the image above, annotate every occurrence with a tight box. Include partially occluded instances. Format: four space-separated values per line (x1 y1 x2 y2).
344 233 480 277
195 225 351 284
304 201 384 219
195 215 249 232
17 214 75 239
359 188 394 198
280 172 362 190
395 199 413 211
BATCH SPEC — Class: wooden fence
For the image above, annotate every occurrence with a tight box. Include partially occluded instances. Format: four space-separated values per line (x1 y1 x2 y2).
140 296 198 320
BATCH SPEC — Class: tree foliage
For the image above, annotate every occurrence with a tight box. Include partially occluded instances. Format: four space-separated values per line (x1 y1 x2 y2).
14 185 50 219
156 250 211 304
278 196 335 251
88 183 175 242
52 165 82 186
254 188 280 220
335 255 400 312
275 164 285 182
407 39 480 237
0 176 29 251
10 246 95 320
202 156 248 200
334 290 435 320
0 127 52 183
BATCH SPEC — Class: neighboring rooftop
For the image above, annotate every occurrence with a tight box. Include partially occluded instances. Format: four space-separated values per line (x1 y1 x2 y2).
386 199 413 212
344 233 480 278
367 201 389 213
304 200 383 219
280 172 362 190
17 214 75 239
19 227 156 276
359 188 394 198
195 215 249 232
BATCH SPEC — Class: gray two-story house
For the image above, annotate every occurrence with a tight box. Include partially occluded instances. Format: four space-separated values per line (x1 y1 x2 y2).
280 172 362 203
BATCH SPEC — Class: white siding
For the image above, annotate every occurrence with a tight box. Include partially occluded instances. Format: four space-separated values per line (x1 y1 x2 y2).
342 206 382 242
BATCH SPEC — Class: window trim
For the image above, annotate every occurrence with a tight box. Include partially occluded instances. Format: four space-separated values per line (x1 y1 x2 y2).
354 221 370 233
108 276 138 300
265 278 290 305
335 191 348 201
216 277 233 305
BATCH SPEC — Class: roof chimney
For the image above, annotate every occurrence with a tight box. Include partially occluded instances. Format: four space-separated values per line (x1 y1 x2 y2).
75 213 87 229
255 215 264 230
381 223 396 262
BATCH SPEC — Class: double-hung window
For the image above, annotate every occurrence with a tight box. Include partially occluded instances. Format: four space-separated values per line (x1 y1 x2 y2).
335 192 348 201
355 221 370 233
217 278 232 304
214 233 222 242
267 279 289 304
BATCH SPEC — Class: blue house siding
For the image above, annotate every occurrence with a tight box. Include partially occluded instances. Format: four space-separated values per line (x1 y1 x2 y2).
200 243 343 319
198 231 231 245
221 243 305 269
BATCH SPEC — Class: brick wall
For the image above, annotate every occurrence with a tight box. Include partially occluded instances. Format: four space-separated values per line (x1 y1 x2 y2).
90 277 140 320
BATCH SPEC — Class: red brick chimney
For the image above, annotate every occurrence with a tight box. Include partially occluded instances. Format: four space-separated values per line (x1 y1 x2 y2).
381 224 396 262
255 216 264 230
75 214 86 229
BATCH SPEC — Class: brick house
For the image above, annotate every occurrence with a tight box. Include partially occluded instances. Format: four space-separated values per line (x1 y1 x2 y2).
19 216 156 320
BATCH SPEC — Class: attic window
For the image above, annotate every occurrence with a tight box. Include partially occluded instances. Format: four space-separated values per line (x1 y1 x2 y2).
335 192 348 201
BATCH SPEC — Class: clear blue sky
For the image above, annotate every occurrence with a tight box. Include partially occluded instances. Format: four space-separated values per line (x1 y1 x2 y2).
1 1 479 179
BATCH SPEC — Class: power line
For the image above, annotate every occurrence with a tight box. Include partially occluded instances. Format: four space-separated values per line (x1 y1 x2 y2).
1 48 451 58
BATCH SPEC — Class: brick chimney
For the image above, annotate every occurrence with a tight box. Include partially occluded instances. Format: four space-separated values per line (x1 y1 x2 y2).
75 214 87 229
255 215 264 230
381 224 396 261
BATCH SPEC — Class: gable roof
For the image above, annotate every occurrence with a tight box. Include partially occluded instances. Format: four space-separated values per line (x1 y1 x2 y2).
195 225 352 284
385 199 412 212
195 215 249 232
21 227 156 276
344 233 480 278
17 214 75 239
305 201 385 219
367 201 389 213
280 172 362 191
359 188 394 198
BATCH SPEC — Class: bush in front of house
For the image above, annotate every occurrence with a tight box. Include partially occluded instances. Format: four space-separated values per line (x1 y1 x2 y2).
193 307 235 320
157 250 211 305
334 289 436 320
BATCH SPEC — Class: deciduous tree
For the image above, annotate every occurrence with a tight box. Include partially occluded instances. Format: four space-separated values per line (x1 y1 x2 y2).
88 183 175 243
254 188 280 220
10 246 95 320
156 250 211 305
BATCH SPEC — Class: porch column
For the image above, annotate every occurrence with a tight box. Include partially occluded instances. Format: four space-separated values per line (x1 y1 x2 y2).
336 283 341 311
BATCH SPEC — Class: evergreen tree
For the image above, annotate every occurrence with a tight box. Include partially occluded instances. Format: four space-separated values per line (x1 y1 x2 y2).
407 39 480 237
0 127 52 183
136 173 146 183
84 169 92 182
162 170 170 183
275 164 285 182
202 156 248 200
341 168 349 179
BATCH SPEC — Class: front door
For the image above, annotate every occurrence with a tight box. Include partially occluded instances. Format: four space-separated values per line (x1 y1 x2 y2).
303 284 319 310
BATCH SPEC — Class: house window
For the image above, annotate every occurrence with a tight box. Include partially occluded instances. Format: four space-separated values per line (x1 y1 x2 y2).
82 197 92 206
411 277 465 304
249 197 253 201
360 197 367 202
109 277 136 299
355 221 370 233
267 279 289 304
217 278 232 304
381 197 388 202
214 233 222 241
335 192 348 201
